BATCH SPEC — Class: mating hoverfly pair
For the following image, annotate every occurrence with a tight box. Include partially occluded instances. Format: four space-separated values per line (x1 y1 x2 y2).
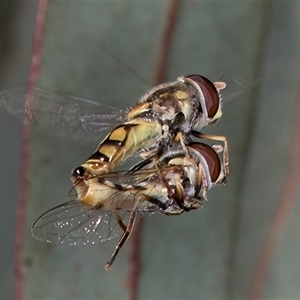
2 74 229 270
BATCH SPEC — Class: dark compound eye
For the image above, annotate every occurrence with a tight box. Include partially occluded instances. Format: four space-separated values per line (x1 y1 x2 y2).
188 142 221 183
71 166 86 178
187 75 220 119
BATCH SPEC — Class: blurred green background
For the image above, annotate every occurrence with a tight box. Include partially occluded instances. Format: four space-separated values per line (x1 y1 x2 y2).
1 1 300 299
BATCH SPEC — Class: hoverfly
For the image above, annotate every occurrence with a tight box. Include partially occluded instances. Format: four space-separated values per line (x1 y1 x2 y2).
32 141 227 270
0 75 227 175
72 75 228 180
1 74 229 269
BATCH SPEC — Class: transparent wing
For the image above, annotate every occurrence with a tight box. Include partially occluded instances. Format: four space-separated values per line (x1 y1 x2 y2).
92 167 164 186
68 166 168 203
32 166 170 246
31 200 133 245
0 87 127 142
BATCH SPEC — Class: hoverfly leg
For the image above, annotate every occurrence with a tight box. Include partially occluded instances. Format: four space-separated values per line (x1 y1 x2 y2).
175 131 190 159
105 205 139 271
198 162 209 201
163 207 184 216
193 195 206 202
135 187 185 216
114 211 127 232
139 146 159 160
177 132 199 170
183 198 203 211
105 192 160 271
137 193 169 212
191 131 229 180
190 196 205 209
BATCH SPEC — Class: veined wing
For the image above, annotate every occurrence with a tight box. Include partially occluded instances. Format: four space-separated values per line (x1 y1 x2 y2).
69 163 177 198
0 87 127 142
32 200 132 246
69 165 172 202
32 166 171 246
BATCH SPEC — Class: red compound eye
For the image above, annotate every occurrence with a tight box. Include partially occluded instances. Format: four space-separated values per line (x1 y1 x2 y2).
188 142 221 183
187 75 220 119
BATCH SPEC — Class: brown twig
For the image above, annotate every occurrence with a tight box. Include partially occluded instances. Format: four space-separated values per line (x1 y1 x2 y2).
14 1 48 299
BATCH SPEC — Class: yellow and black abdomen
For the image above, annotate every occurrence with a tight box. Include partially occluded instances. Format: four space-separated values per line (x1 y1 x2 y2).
73 119 163 179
